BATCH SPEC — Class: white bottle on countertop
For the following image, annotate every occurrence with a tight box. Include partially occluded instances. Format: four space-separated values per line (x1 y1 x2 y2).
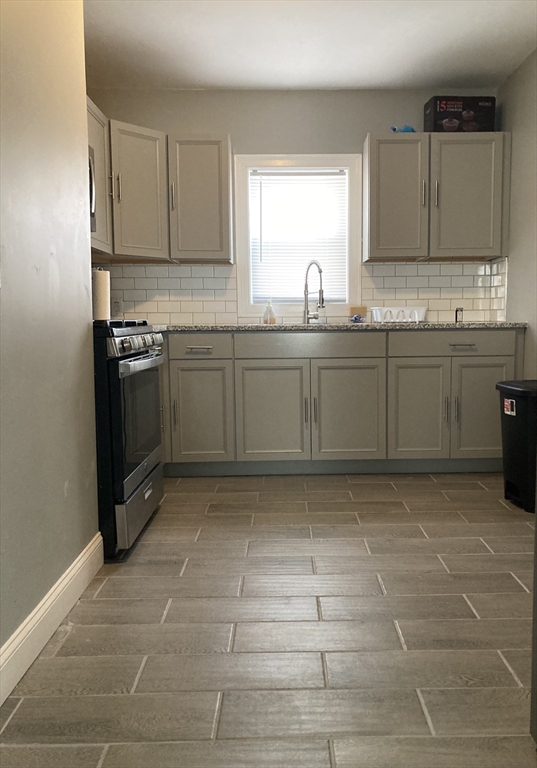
263 299 277 325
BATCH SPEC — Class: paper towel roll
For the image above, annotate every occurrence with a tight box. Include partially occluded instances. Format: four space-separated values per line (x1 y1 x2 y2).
92 268 110 321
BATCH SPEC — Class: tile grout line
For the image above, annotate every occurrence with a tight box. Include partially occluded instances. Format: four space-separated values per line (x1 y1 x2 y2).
363 538 372 554
160 598 172 624
179 558 189 576
376 573 388 595
129 656 148 694
436 554 451 573
212 691 224 740
511 572 531 593
328 737 337 768
95 744 110 768
194 528 202 542
92 578 108 599
312 556 317 575
497 649 525 688
321 651 330 689
309 525 313 540
393 619 408 650
316 596 323 621
238 575 245 596
416 688 436 736
0 697 23 735
51 624 73 657
480 537 495 554
229 622 238 651
462 593 481 619
418 525 430 539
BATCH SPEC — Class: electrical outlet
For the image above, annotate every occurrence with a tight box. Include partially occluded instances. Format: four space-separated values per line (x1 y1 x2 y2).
111 298 122 317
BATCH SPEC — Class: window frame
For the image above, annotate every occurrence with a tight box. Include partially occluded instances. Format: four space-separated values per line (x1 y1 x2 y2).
234 153 362 319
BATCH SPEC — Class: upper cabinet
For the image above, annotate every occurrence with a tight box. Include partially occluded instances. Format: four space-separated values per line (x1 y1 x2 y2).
363 134 429 260
429 134 504 259
110 120 170 260
363 132 508 262
168 136 232 263
87 97 113 255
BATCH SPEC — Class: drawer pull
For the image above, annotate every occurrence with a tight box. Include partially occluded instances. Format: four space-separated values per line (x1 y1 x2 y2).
449 342 477 348
144 483 153 500
186 345 213 351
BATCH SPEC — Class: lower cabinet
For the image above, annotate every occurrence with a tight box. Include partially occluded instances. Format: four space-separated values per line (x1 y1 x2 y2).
311 359 386 460
235 360 311 461
170 360 235 462
388 356 514 460
235 358 386 462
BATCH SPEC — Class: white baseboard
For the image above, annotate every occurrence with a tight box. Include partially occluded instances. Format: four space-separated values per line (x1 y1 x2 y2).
0 532 103 704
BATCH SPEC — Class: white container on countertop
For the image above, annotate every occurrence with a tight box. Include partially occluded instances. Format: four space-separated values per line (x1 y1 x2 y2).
370 306 427 323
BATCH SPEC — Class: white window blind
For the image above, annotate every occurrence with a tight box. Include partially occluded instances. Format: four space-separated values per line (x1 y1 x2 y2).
248 169 349 303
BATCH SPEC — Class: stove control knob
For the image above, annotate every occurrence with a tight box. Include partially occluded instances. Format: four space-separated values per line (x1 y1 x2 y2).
154 333 164 344
122 338 132 352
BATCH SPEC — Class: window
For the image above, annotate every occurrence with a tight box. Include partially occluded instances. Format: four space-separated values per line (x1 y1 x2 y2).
235 154 361 319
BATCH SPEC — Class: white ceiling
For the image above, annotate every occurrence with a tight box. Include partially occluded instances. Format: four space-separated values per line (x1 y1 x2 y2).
84 0 537 90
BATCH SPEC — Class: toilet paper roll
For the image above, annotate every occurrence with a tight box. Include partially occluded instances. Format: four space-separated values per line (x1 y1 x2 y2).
92 268 110 321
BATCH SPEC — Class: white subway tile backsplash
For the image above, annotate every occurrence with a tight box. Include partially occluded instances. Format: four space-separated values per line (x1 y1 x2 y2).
135 278 158 289
440 264 463 275
102 259 506 327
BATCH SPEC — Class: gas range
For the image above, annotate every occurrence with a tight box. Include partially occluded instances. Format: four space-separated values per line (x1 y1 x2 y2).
93 319 164 358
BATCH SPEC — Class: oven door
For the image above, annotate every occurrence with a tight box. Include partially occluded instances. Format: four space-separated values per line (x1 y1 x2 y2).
110 352 164 500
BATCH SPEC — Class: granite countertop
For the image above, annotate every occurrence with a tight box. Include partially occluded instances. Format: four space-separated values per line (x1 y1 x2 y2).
157 322 527 332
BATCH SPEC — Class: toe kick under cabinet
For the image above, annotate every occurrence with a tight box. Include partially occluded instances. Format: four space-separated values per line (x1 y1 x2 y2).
387 330 516 460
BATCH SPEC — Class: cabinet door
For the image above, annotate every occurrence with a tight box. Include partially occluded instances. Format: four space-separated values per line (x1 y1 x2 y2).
388 358 451 459
170 360 234 462
87 98 113 254
364 133 429 260
110 120 169 260
169 135 232 263
235 360 311 461
430 133 503 259
311 359 386 460
451 356 514 459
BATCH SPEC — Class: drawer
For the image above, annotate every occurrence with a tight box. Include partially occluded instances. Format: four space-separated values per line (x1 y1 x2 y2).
234 331 386 359
388 330 516 357
168 333 233 359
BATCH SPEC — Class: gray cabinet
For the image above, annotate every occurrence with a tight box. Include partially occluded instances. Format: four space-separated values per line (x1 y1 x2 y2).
363 132 507 262
451 356 514 459
363 133 429 260
110 120 169 260
430 134 504 259
170 360 234 462
312 359 386 460
87 97 113 254
388 358 451 460
168 135 232 263
388 353 514 460
235 360 311 461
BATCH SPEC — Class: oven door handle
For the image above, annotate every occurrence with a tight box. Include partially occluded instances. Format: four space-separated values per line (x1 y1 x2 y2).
118 354 164 378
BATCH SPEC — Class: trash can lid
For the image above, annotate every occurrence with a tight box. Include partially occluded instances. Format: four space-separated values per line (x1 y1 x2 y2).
496 380 537 397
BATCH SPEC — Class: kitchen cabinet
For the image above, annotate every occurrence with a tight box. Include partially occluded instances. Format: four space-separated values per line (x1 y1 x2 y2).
451 356 514 458
235 360 311 461
363 132 507 262
363 133 429 260
87 97 113 255
388 352 514 460
168 135 233 263
311 359 386 460
388 358 451 460
170 359 235 462
110 119 169 260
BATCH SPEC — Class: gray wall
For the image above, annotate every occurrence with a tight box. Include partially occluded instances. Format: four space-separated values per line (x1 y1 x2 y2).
0 1 98 645
497 50 537 377
88 86 490 155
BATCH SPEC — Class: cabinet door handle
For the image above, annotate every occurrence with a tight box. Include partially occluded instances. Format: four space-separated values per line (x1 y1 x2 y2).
171 182 176 210
443 396 449 422
422 180 426 206
313 397 318 424
108 174 114 198
304 397 309 424
454 396 460 423
434 180 439 207
117 172 122 201
89 155 96 215
160 405 166 432
173 399 178 428
186 345 213 351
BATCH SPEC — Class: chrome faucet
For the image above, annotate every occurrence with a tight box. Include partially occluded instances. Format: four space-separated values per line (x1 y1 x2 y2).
303 260 325 324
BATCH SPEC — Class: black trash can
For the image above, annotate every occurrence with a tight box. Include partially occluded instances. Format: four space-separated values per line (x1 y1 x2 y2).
496 380 537 513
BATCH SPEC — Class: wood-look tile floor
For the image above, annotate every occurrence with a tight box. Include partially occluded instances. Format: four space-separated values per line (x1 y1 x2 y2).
2 473 537 768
